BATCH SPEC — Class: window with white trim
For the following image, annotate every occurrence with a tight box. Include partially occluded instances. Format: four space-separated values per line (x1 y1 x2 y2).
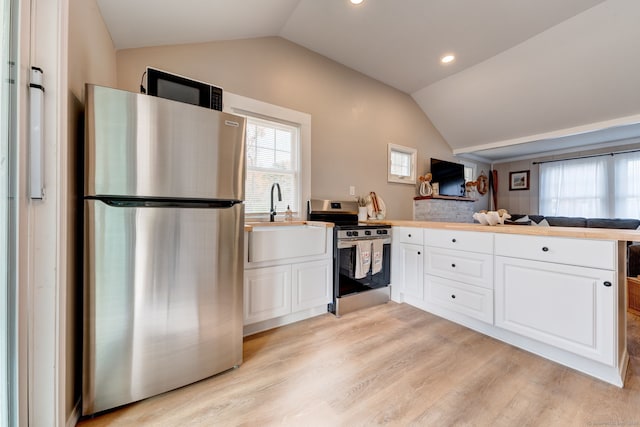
387 143 416 184
224 92 311 219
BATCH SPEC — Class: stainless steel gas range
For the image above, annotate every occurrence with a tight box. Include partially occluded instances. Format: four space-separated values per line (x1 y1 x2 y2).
307 199 392 316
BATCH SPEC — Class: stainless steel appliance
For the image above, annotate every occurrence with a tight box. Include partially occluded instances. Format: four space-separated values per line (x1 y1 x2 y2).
82 84 246 415
307 200 392 316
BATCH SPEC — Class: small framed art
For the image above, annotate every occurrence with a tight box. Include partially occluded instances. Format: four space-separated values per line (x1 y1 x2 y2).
509 170 530 191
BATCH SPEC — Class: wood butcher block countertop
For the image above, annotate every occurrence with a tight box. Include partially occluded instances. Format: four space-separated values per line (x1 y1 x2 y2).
366 219 640 242
244 221 334 232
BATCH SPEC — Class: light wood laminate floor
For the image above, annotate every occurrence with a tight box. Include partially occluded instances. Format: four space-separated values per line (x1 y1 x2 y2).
77 303 640 426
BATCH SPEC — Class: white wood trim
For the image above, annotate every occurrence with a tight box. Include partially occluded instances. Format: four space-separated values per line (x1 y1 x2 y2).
27 0 69 424
453 114 640 156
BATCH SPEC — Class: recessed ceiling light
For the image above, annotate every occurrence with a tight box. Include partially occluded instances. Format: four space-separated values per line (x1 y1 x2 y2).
350 0 364 5
441 54 455 64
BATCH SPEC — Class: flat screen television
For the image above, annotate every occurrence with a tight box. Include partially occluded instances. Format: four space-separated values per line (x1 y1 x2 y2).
430 158 465 197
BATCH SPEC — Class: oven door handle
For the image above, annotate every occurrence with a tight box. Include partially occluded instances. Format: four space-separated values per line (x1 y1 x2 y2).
337 237 391 249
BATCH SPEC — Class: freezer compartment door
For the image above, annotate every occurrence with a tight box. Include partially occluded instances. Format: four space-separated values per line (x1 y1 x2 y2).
85 84 246 200
82 200 244 415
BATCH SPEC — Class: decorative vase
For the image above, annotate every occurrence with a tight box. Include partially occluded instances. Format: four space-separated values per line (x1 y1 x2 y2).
419 181 432 196
358 206 368 221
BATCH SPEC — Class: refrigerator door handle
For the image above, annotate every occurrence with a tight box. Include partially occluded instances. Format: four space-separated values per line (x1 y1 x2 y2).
87 196 242 209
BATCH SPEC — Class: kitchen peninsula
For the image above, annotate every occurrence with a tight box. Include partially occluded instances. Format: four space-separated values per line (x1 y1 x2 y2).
378 220 635 387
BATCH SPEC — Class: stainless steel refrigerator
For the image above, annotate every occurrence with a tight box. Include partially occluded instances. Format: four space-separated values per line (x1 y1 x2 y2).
82 84 246 415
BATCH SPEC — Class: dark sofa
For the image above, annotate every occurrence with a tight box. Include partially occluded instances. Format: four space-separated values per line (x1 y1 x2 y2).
507 214 640 276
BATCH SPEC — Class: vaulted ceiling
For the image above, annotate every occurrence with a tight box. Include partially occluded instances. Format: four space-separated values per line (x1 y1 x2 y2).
96 0 640 162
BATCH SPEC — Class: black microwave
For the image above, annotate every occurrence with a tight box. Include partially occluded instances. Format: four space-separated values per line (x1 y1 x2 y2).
146 67 223 111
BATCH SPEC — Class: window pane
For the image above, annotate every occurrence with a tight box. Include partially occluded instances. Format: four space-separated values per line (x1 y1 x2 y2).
244 116 299 215
390 151 411 177
464 166 474 182
245 171 296 214
614 152 640 218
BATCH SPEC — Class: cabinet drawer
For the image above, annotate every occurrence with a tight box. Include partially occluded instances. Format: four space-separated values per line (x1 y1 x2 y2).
495 234 615 270
425 229 493 254
395 227 423 245
425 274 493 324
425 247 493 289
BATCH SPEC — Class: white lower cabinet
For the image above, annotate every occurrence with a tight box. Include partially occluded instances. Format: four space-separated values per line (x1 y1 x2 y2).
392 227 424 302
244 265 292 325
390 226 626 386
244 259 332 326
292 260 332 312
495 255 616 365
244 226 333 334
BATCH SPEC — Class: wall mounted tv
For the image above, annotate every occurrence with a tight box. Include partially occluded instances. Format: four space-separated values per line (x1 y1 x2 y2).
430 158 465 197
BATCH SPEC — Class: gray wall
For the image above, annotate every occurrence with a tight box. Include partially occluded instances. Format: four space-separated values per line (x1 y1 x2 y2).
494 140 640 216
116 37 490 219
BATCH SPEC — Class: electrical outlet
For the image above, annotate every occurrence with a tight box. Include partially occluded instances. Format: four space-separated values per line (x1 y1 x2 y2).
349 186 356 196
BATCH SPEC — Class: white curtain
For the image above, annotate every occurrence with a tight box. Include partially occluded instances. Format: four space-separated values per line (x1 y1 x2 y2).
614 151 640 219
539 157 609 217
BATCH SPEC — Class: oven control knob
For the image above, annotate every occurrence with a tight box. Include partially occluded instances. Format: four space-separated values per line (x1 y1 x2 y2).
365 230 371 235
346 231 353 237
353 231 359 237
377 230 387 234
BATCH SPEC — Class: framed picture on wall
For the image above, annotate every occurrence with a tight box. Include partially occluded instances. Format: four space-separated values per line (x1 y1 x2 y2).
509 170 530 191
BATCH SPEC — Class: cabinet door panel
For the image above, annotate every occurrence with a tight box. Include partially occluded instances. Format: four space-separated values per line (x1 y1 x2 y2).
244 265 291 324
292 260 332 312
495 256 615 365
399 243 424 300
425 247 493 289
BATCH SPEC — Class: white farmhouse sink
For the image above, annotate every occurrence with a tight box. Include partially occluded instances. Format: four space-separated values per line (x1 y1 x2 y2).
247 224 328 263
